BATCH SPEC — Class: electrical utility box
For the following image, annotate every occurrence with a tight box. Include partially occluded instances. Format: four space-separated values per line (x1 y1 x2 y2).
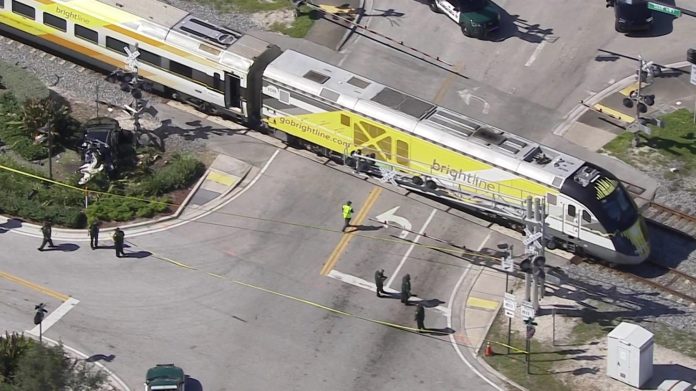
607 322 654 388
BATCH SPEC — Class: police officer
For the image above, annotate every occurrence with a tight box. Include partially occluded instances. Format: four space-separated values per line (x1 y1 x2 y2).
342 201 354 232
415 303 425 331
37 221 55 251
401 273 411 305
113 227 125 258
374 269 388 297
88 220 100 249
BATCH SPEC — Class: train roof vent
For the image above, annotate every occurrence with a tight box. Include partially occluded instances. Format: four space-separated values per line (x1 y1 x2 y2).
347 76 370 89
303 70 330 84
573 166 600 187
371 87 435 119
523 146 552 165
472 127 505 146
176 16 241 48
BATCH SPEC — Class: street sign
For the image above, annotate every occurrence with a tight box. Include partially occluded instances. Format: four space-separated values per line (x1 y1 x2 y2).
502 257 514 272
522 231 543 246
690 65 696 86
520 301 535 320
503 293 517 311
505 309 515 318
648 2 681 17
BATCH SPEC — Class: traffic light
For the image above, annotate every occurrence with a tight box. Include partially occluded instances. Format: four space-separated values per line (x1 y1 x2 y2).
519 256 532 273
33 303 47 325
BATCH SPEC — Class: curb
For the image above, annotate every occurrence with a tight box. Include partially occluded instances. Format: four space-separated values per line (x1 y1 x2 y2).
22 332 131 391
553 61 692 137
0 154 248 240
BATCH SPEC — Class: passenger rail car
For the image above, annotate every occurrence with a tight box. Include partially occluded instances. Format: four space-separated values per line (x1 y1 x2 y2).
0 0 650 264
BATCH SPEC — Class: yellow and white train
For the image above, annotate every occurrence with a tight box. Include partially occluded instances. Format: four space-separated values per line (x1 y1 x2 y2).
0 0 650 263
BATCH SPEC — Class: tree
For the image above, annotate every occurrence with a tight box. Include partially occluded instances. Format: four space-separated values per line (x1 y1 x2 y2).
0 332 32 384
8 342 112 391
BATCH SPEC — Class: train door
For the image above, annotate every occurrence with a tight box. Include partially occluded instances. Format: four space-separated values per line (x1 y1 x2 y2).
224 72 241 109
563 203 580 238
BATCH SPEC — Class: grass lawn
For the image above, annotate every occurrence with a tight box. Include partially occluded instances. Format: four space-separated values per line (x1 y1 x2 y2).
602 109 696 173
197 0 288 13
483 314 569 391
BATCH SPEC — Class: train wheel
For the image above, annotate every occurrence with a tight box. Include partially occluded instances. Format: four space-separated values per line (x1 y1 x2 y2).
412 176 424 186
425 180 437 190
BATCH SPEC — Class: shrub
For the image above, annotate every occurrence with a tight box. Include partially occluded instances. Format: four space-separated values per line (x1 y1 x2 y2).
137 154 205 196
0 156 86 227
0 61 49 104
85 194 168 223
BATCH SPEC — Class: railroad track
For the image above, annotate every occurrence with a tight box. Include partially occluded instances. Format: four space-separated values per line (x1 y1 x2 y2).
632 261 696 305
574 256 696 305
642 201 696 239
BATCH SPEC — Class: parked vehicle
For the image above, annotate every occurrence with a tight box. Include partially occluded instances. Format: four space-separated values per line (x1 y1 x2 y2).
145 364 185 391
607 0 653 33
79 117 123 176
429 0 501 38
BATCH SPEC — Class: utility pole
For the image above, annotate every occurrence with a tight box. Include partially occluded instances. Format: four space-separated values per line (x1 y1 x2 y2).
622 56 661 146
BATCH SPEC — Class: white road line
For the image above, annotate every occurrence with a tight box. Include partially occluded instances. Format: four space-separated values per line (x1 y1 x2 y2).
142 149 280 236
327 269 449 315
524 40 546 67
385 208 437 289
26 297 79 336
446 230 503 391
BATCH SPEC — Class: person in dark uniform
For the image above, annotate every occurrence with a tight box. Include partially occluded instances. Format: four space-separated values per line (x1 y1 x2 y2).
88 220 100 249
37 221 55 251
374 269 388 297
415 303 425 331
401 273 411 304
113 227 125 258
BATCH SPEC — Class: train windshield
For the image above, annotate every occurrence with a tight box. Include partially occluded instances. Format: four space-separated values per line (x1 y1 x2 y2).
598 186 637 231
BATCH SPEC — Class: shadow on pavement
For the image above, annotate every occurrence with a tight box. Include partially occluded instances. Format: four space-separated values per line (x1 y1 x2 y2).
123 250 152 259
43 243 79 252
85 353 115 363
0 218 22 233
185 377 203 391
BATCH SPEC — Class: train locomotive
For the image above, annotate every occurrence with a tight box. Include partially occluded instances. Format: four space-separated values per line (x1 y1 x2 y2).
0 0 650 264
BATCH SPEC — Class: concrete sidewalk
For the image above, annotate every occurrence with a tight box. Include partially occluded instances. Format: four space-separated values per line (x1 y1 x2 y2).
0 153 252 241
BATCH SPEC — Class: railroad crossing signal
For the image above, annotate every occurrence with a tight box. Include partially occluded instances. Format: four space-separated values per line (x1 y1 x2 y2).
647 2 681 17
33 303 47 325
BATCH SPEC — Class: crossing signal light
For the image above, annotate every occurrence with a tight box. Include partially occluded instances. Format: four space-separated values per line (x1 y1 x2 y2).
33 303 47 325
519 257 532 273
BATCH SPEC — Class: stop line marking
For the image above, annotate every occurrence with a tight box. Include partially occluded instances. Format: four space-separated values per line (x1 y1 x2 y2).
26 298 80 336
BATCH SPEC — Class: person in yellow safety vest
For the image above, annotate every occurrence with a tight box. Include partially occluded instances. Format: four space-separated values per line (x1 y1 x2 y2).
342 201 354 232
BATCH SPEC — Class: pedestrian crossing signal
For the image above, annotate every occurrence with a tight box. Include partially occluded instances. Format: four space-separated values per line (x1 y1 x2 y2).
33 303 47 325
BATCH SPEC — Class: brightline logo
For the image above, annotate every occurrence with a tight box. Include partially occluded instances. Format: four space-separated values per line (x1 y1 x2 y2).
54 6 91 25
431 159 497 192
276 117 351 148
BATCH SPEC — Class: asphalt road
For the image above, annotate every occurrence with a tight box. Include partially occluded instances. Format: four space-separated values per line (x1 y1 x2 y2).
320 0 696 141
0 127 513 390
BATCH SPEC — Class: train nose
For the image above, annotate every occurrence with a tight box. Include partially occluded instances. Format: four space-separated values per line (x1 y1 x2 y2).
617 217 651 263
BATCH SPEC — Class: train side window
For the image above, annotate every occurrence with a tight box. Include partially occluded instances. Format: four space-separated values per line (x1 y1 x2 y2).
106 36 128 55
340 114 351 127
138 48 161 66
224 72 241 108
12 1 35 19
396 140 409 165
169 60 192 79
566 204 576 221
1 0 4 9
192 69 214 89
43 13 67 32
212 73 223 93
582 210 591 223
75 25 98 43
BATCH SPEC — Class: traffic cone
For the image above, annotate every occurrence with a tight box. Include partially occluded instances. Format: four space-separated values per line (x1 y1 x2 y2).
484 341 494 357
